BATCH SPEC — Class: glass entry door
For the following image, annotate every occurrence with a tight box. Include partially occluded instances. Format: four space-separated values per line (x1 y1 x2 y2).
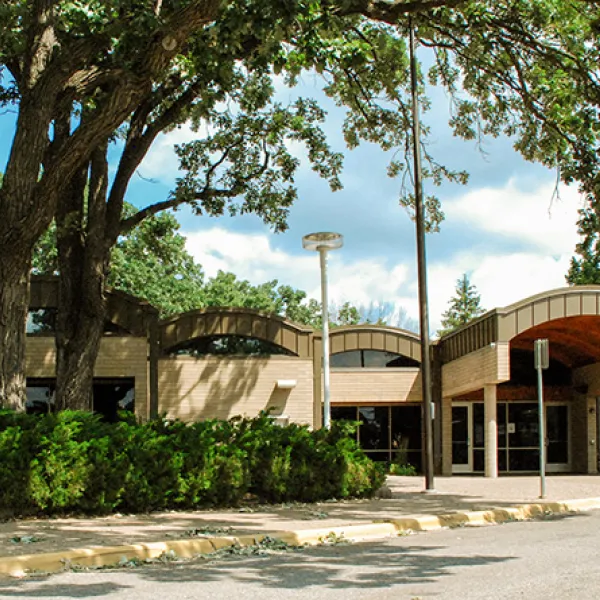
546 404 570 472
461 401 570 474
452 404 473 473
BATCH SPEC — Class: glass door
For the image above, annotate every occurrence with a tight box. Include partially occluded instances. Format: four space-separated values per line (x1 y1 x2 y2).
507 403 539 471
546 404 570 472
452 404 473 473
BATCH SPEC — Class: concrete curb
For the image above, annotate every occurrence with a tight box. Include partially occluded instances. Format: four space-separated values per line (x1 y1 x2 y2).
2 497 599 578
382 497 600 532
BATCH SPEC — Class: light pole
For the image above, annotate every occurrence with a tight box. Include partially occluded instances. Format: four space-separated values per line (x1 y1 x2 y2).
409 22 435 491
302 232 343 429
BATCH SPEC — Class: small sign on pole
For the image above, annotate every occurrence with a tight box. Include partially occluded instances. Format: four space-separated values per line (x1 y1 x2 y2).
534 339 549 499
534 338 549 370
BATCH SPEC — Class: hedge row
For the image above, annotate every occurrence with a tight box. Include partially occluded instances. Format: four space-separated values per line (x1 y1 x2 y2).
0 411 385 517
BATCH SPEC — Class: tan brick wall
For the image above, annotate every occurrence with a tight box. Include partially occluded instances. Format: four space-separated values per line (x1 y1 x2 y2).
573 363 600 396
586 397 598 474
26 337 150 419
571 394 589 473
158 356 314 426
329 368 421 404
442 342 510 397
571 364 600 473
441 396 453 475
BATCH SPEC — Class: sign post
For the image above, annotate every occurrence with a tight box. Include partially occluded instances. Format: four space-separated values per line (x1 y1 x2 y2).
534 339 549 499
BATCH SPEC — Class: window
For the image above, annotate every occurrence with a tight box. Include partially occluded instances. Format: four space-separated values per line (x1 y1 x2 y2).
93 379 135 422
25 378 135 422
330 349 419 368
26 380 56 413
27 309 57 335
509 349 571 385
168 335 296 357
331 404 422 471
26 309 132 335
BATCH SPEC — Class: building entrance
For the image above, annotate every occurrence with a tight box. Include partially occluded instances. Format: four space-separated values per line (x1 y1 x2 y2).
452 401 570 473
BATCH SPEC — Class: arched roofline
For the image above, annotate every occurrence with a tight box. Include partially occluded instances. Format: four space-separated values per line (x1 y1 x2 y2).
438 285 600 363
316 323 421 341
160 306 314 333
494 285 600 316
319 324 422 363
29 275 158 336
159 306 314 358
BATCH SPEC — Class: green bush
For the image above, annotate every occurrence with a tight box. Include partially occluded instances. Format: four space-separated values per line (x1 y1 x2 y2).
0 411 385 517
388 463 418 476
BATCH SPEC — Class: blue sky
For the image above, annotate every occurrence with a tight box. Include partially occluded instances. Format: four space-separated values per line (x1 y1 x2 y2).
0 71 584 333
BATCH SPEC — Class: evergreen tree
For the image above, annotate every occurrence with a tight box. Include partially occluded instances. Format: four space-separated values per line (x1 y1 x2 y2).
334 302 362 327
566 200 600 285
437 274 485 337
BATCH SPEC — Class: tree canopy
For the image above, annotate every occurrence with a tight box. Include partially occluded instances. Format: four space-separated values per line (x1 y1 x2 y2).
33 209 326 322
567 201 600 285
4 0 600 409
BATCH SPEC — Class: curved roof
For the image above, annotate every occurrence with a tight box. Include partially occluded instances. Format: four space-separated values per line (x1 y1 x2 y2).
29 275 157 336
159 307 314 358
439 286 600 364
325 325 422 363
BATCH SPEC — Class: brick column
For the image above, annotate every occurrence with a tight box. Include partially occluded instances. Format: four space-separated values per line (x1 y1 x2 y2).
484 384 498 478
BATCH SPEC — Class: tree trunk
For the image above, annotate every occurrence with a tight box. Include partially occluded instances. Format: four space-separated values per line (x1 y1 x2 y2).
53 251 107 411
54 149 112 412
0 251 31 411
54 263 108 412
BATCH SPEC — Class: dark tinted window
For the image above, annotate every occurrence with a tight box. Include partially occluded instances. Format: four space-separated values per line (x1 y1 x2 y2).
93 379 135 422
331 349 419 368
363 350 419 368
25 378 135 422
330 351 361 367
331 406 358 421
27 309 131 335
331 404 422 471
358 407 389 450
26 381 55 413
509 348 571 385
27 309 57 334
169 335 296 357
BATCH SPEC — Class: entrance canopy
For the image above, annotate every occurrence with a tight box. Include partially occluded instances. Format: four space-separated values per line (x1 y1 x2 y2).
511 316 600 368
439 286 600 366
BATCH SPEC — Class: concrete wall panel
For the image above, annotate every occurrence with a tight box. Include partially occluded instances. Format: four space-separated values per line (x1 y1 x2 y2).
442 343 510 397
158 356 314 425
330 369 421 404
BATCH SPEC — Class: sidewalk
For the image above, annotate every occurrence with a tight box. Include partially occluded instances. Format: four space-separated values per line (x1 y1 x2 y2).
2 475 600 575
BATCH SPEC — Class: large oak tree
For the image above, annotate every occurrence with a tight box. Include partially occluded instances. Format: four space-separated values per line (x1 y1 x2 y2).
3 0 600 409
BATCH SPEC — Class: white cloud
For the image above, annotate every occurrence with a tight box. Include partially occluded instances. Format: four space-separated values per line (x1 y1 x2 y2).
183 226 415 314
137 123 201 183
182 175 584 334
445 179 583 254
427 251 572 328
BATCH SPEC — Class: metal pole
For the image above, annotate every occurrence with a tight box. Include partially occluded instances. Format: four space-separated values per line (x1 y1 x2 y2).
536 355 546 499
409 21 435 491
319 247 332 429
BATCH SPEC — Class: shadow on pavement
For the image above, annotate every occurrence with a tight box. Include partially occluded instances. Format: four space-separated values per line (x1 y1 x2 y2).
0 540 516 595
0 582 130 597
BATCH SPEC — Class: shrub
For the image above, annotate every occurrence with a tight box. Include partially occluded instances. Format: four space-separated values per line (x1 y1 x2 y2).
0 411 385 517
388 463 418 476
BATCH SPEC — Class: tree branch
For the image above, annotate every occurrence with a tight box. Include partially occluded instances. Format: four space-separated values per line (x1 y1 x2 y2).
336 0 466 23
105 79 208 244
23 1 60 90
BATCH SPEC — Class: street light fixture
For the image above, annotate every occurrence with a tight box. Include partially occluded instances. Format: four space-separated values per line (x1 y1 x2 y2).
302 232 343 429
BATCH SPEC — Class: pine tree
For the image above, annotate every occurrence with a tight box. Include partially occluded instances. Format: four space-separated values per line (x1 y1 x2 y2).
437 274 485 337
566 201 600 285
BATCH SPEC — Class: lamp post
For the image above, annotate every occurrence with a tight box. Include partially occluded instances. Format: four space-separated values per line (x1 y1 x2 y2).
409 22 435 491
302 232 343 429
